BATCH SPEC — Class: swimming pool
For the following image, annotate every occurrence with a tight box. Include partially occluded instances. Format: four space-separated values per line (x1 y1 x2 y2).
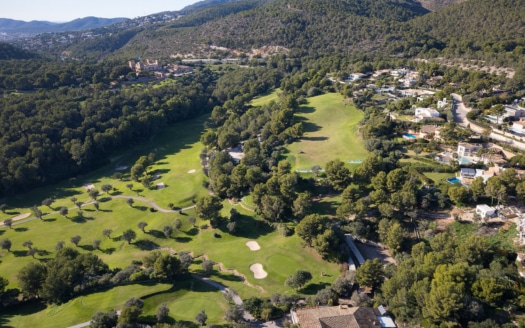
458 157 471 164
403 133 417 139
447 177 462 184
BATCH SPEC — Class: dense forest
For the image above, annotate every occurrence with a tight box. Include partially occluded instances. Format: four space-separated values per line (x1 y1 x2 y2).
0 66 217 195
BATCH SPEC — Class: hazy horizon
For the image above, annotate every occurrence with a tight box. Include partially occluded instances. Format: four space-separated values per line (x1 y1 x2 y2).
2 0 200 22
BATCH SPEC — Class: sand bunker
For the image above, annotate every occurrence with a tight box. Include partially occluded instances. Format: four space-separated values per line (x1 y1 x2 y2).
250 263 267 279
188 169 196 174
246 241 261 251
83 183 95 190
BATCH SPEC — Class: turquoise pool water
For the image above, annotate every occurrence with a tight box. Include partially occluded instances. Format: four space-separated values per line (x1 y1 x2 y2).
403 133 417 139
447 177 462 184
459 157 471 164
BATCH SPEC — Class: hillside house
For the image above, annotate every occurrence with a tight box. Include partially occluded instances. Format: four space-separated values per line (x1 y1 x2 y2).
291 306 396 328
414 107 440 122
437 98 448 109
511 121 525 134
348 73 367 82
129 59 161 73
420 125 441 140
476 204 496 219
167 64 194 75
457 142 483 157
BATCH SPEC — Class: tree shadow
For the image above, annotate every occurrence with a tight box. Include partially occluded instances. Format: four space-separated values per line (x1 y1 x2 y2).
134 239 160 251
99 197 112 203
301 136 328 141
14 227 28 232
80 245 94 251
147 229 165 239
214 271 244 283
5 211 20 216
0 230 4 236
71 216 88 223
135 206 149 211
222 214 272 239
12 250 28 257
153 168 171 175
301 121 323 133
185 227 199 236
0 299 47 324
103 247 116 254
111 191 123 196
301 282 331 295
298 106 316 114
37 249 51 256
175 237 192 243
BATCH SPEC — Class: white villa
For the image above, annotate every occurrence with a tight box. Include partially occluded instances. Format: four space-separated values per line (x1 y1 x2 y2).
348 73 367 82
511 121 525 134
457 142 483 157
414 107 440 122
476 204 496 219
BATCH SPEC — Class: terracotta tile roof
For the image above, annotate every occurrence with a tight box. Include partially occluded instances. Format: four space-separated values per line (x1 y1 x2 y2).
295 306 383 328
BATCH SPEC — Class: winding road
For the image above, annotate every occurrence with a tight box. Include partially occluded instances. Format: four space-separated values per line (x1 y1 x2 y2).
452 93 525 151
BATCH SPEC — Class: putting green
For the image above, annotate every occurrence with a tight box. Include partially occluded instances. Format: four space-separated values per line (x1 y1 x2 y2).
285 93 367 170
265 253 301 280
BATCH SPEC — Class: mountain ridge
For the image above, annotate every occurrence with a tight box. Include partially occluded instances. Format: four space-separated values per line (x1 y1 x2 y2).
0 17 128 34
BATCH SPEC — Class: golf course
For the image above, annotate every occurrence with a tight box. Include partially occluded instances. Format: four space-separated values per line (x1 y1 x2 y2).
0 91 362 326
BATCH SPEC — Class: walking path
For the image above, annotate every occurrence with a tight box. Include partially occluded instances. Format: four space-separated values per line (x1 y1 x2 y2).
1 196 196 228
112 195 196 213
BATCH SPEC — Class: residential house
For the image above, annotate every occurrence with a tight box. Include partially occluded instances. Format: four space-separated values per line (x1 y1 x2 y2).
476 204 496 219
414 107 440 122
420 125 441 140
504 105 525 119
437 98 448 109
348 73 367 82
460 168 477 178
167 64 194 75
511 121 525 134
457 142 483 157
291 306 396 328
129 59 161 73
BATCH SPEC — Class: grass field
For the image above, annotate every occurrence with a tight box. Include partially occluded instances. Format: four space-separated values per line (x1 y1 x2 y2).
0 97 345 326
1 279 229 327
251 88 282 107
284 93 367 170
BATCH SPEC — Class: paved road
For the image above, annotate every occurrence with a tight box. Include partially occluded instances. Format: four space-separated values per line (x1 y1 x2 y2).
452 93 525 151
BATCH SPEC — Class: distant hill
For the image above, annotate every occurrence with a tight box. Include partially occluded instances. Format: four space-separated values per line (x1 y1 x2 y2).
0 17 128 34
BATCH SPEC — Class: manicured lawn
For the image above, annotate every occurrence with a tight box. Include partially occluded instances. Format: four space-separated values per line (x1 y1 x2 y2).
251 88 282 107
0 105 343 325
285 93 367 170
2 283 172 328
2 279 230 328
425 172 454 184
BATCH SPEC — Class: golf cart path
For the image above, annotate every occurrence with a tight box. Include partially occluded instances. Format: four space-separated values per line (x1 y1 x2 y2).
112 195 196 213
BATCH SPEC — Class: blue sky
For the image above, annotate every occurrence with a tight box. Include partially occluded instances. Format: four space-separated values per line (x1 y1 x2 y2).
3 0 199 22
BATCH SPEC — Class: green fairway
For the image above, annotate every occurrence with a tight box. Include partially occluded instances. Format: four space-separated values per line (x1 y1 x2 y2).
285 93 367 170
251 88 282 107
0 102 343 325
2 279 230 328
